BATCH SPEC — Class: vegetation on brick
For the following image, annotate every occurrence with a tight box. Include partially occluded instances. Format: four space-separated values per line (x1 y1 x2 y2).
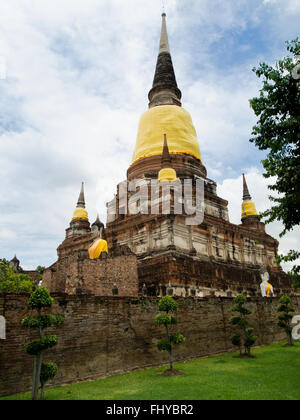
0 260 34 293
22 286 64 400
229 294 257 357
277 295 295 346
155 296 185 371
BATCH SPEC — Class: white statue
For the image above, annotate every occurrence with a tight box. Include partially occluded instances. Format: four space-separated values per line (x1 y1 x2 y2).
260 270 274 298
198 289 204 298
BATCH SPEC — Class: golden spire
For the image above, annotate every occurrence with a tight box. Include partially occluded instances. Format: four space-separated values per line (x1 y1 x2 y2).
241 174 259 221
72 182 89 221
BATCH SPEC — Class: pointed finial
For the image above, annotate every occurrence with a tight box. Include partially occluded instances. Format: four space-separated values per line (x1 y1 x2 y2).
92 214 104 228
11 254 19 263
158 134 179 182
77 182 86 208
159 12 170 55
242 174 252 201
148 12 182 108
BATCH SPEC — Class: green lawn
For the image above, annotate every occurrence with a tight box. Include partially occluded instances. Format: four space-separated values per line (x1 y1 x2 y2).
2 342 300 400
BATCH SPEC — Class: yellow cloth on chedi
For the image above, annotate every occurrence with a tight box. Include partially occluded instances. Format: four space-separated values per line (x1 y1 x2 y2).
132 105 201 164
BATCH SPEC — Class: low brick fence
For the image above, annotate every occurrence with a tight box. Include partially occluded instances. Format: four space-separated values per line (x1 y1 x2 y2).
0 293 299 397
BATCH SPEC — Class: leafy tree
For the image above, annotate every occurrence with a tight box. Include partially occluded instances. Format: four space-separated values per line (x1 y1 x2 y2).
0 260 33 293
277 295 295 346
249 39 300 288
22 287 64 400
36 266 46 283
155 296 185 371
275 251 300 289
36 266 46 274
229 295 257 357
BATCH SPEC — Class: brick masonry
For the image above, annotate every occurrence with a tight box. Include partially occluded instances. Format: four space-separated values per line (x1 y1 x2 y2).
137 253 292 296
0 293 299 397
43 247 138 297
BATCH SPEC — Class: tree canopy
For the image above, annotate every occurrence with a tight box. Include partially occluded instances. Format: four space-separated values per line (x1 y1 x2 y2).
0 260 34 293
229 294 257 357
249 38 300 288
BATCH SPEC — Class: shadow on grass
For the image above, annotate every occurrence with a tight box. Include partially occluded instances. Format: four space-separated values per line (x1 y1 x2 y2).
158 369 185 377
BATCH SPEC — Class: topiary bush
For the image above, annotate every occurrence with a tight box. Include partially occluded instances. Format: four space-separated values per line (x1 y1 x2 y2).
155 296 185 372
22 286 64 400
277 295 295 346
229 294 257 357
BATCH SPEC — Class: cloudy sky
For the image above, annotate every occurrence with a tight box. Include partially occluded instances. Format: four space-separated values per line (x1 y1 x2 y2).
0 0 299 270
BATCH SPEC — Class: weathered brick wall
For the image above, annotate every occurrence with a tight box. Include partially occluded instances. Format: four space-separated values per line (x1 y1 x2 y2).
43 250 138 297
0 293 299 397
81 256 138 296
138 254 292 295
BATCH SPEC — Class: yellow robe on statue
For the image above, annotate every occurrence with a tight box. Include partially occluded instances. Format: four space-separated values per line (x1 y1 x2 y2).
88 239 108 260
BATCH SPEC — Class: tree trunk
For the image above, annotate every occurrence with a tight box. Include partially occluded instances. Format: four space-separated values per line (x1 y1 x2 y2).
32 358 37 400
169 348 174 370
242 324 248 356
37 352 43 395
166 324 173 370
32 314 44 400
32 352 43 400
287 331 294 346
41 384 45 400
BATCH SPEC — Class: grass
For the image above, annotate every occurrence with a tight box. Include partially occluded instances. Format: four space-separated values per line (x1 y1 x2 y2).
1 342 300 400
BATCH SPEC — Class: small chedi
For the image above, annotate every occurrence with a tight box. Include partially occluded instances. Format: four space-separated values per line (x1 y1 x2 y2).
8 255 39 284
43 13 292 298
